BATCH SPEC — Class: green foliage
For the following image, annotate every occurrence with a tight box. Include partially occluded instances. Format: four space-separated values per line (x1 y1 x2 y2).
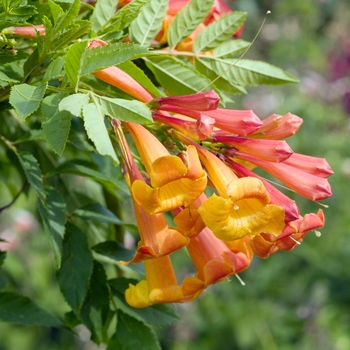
168 0 214 49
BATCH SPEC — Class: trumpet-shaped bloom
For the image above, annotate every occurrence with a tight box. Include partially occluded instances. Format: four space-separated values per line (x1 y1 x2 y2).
255 113 304 140
159 106 263 136
125 256 184 308
151 91 220 111
173 133 286 241
153 112 215 140
232 151 332 201
214 135 293 162
112 120 189 264
125 123 207 214
88 40 153 103
250 210 325 258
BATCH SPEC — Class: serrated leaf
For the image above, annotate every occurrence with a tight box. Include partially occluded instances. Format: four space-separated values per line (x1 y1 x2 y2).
213 39 251 58
90 0 118 32
38 186 66 268
80 261 110 344
59 93 90 117
73 203 123 225
57 223 94 315
109 311 161 350
168 0 214 49
213 59 300 86
16 151 45 203
0 292 63 327
48 0 63 24
46 161 122 189
99 0 150 34
64 40 87 91
195 58 247 94
109 278 179 326
144 55 212 95
81 43 151 76
194 11 247 52
42 93 72 155
9 83 47 119
50 22 91 53
43 55 65 81
54 0 80 33
0 71 19 83
95 95 152 124
129 0 168 46
92 241 144 275
82 102 119 163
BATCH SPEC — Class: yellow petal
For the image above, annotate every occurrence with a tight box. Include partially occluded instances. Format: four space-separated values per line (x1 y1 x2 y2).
125 281 151 308
149 285 184 305
198 185 285 241
173 208 206 237
150 155 188 187
132 176 207 214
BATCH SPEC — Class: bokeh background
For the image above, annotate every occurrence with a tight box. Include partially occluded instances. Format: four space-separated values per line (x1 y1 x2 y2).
0 0 349 349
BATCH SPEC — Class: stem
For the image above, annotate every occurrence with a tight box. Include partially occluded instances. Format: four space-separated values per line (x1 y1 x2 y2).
0 180 28 213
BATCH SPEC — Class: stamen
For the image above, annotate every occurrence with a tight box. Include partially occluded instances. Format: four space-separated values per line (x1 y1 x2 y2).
290 236 301 245
314 230 322 237
235 274 246 286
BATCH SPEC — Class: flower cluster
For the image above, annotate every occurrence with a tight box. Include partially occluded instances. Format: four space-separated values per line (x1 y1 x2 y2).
6 16 333 309
109 80 332 308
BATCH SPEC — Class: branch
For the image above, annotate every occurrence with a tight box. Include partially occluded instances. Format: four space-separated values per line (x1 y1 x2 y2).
0 180 28 213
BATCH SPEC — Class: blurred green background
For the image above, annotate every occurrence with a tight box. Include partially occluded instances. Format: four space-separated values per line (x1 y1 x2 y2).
0 0 349 349
161 1 350 349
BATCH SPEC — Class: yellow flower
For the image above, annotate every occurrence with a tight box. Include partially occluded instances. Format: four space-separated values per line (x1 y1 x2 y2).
125 122 207 214
195 145 285 241
125 256 184 308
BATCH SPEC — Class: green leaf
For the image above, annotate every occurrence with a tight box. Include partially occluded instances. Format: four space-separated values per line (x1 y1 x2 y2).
38 186 66 268
168 0 214 49
99 0 150 34
109 311 161 350
0 71 19 83
80 261 110 344
118 60 163 98
57 223 94 315
213 39 251 58
16 151 45 203
195 58 247 94
129 0 168 46
82 102 119 163
109 278 179 326
212 59 300 86
49 22 91 53
43 55 65 81
0 272 8 291
64 40 87 91
9 83 47 119
46 161 122 189
92 241 144 275
0 292 63 327
58 93 90 117
73 203 123 225
95 95 152 124
54 0 80 33
42 93 72 155
90 0 118 32
81 43 151 76
193 11 247 52
145 55 212 95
